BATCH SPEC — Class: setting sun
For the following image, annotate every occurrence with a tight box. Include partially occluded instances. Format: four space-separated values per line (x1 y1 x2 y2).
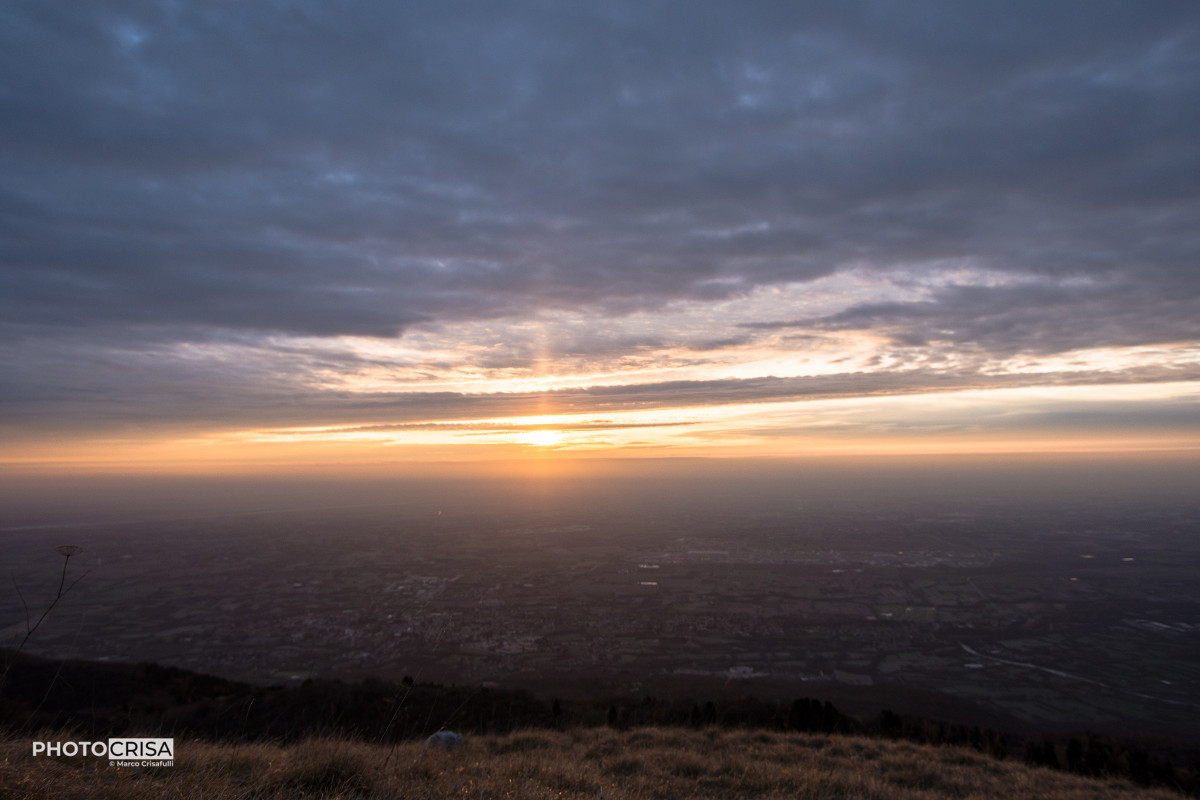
520 429 563 448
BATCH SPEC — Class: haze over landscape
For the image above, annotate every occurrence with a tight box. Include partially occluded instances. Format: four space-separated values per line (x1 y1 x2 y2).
2 0 1200 767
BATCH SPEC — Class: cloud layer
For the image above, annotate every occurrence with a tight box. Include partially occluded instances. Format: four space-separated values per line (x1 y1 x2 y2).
2 1 1199 452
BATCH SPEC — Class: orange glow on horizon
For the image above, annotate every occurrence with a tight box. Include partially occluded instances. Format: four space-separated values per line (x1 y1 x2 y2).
4 382 1198 475
4 427 1199 476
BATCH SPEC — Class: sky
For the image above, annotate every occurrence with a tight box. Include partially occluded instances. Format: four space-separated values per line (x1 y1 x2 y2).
2 1 1200 472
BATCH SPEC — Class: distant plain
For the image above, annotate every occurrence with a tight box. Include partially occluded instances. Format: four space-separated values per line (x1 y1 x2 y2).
3 455 1198 743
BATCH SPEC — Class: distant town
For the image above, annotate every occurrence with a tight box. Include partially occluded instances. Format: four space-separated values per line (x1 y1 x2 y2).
4 493 1198 742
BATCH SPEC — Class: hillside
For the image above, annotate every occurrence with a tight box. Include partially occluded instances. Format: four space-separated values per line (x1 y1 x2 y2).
1 726 1187 800
2 649 1196 797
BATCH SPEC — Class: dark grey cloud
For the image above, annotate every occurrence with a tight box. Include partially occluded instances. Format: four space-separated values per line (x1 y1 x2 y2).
314 420 699 436
2 0 1199 432
812 277 1200 355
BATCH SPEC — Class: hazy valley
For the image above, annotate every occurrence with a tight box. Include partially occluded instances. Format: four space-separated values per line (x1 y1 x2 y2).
4 459 1198 745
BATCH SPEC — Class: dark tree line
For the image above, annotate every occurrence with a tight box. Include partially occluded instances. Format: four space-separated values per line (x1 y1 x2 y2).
1025 733 1196 795
3 649 1196 795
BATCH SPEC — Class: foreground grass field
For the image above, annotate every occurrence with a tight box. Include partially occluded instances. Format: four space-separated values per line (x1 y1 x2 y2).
1 727 1184 799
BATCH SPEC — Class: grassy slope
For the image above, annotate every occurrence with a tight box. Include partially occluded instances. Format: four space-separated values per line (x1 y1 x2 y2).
1 727 1183 800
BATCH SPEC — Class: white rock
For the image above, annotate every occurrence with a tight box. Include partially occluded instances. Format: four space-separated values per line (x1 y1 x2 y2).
424 731 464 750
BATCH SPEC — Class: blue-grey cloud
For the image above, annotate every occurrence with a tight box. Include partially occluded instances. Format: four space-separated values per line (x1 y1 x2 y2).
2 1 1199 433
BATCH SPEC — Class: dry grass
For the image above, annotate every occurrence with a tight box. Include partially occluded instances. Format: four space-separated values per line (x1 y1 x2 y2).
0 727 1182 799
